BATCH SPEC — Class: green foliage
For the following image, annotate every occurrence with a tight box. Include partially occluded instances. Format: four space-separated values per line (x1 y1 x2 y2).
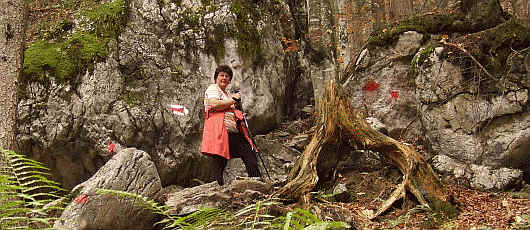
23 0 128 83
478 19 530 74
97 188 228 230
23 32 107 82
0 148 66 229
271 208 350 230
98 189 349 230
367 14 457 47
231 198 280 229
81 0 129 38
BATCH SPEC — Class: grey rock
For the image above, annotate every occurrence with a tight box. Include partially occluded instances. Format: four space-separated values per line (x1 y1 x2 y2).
17 0 311 189
224 136 300 184
343 31 423 142
470 165 523 191
432 154 523 191
366 117 388 135
166 179 269 216
285 133 310 151
355 48 370 70
338 150 385 173
393 31 423 57
54 148 162 230
344 35 529 184
332 183 351 202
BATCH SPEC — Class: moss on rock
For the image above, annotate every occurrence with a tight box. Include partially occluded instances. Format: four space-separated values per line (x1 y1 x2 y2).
22 0 128 84
81 0 129 38
204 24 227 63
367 0 508 48
230 0 264 65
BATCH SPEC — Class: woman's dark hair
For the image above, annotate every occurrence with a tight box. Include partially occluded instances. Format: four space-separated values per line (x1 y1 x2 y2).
213 65 233 82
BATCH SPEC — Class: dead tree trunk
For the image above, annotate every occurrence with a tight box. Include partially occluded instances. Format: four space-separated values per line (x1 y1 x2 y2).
274 80 449 219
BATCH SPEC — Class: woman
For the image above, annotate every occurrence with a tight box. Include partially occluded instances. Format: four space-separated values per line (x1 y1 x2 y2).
201 65 261 185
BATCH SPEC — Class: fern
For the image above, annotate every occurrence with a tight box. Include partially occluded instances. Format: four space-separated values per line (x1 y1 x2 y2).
97 188 228 230
387 204 431 228
0 148 66 229
231 198 280 229
271 208 350 230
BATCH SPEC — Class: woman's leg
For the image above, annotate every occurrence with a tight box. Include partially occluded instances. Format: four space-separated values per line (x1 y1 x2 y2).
229 133 261 178
210 155 227 185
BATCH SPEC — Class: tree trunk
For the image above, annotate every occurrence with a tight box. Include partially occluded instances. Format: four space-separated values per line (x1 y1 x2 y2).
0 0 26 151
274 81 449 219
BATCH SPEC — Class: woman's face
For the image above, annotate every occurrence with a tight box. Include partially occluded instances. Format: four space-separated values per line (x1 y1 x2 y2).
216 71 231 90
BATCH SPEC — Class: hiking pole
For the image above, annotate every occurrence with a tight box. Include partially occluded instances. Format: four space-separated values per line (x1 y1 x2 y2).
233 93 272 181
242 115 272 181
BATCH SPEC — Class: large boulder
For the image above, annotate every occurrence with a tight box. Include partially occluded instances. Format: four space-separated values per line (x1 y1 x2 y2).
343 31 425 142
54 148 162 230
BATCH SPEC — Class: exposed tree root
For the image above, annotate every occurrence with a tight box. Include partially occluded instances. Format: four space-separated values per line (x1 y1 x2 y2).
274 80 449 219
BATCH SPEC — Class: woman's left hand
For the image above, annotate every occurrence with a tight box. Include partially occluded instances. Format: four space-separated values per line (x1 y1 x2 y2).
231 92 241 100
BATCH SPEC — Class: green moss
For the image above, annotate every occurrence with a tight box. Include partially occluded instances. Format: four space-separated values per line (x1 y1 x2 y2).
23 32 107 82
40 20 75 40
81 0 129 38
367 15 459 47
230 0 264 65
411 46 434 69
23 40 75 81
121 90 145 106
368 0 507 48
22 0 128 84
420 198 459 228
204 24 227 63
480 19 530 74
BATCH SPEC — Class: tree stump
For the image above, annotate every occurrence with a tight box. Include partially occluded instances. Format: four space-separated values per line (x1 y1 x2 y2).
274 80 449 219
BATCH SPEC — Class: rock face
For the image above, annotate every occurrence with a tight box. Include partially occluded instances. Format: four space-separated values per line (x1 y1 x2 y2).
17 0 312 189
344 31 426 142
54 148 162 230
16 0 529 192
343 20 529 189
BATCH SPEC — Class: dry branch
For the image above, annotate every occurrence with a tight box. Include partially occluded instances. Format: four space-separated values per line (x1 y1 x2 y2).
274 80 449 219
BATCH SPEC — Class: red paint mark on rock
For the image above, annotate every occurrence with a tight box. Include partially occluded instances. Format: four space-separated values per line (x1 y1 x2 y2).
390 90 399 100
363 81 380 92
74 194 88 205
107 141 115 155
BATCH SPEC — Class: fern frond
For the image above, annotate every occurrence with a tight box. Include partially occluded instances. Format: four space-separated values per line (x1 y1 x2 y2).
0 148 66 229
274 208 350 230
98 188 231 230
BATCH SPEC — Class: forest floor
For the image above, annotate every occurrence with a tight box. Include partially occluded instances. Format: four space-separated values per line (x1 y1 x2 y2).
341 171 530 229
268 118 530 230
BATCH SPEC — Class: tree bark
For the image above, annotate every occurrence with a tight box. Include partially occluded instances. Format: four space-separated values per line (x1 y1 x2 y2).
274 81 449 219
0 0 26 151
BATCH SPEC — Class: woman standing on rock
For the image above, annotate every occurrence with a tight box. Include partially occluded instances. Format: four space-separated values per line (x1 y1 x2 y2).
201 65 261 185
